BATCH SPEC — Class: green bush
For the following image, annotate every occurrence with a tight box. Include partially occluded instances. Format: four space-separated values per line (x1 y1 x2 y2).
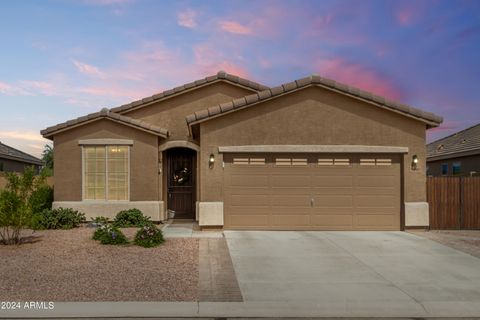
28 185 53 214
134 224 164 248
92 216 109 226
0 167 41 245
113 208 151 227
31 207 85 230
92 224 128 245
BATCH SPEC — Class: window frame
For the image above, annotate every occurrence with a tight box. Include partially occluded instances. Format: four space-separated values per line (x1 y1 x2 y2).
82 145 130 201
452 162 461 175
441 163 449 176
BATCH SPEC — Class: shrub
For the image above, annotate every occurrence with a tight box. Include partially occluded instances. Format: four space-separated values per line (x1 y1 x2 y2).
0 167 41 245
92 216 109 226
28 185 53 214
92 224 128 245
31 207 86 230
113 208 151 228
134 224 164 248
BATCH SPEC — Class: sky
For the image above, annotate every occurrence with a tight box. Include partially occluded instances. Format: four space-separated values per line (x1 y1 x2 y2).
0 0 479 158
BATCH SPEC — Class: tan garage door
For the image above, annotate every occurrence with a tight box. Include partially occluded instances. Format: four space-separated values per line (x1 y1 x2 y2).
223 153 401 230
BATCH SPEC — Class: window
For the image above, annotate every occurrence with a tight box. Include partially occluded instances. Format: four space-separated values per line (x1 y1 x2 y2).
441 163 448 175
83 146 129 200
452 162 461 175
275 158 307 166
233 157 265 165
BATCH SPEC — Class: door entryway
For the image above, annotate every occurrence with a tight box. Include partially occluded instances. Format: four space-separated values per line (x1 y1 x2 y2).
166 147 196 219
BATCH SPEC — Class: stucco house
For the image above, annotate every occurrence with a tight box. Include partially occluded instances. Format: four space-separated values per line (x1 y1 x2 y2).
41 71 442 230
427 123 480 176
0 141 43 174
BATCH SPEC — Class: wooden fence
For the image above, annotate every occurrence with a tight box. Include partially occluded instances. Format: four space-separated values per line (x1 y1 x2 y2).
427 176 480 229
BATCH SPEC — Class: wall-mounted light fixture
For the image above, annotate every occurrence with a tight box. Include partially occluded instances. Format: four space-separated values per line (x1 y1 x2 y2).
209 153 215 169
411 154 418 170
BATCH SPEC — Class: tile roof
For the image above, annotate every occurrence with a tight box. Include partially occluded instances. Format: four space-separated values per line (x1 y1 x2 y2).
41 108 168 139
110 71 269 114
0 142 43 165
186 74 443 128
427 123 480 160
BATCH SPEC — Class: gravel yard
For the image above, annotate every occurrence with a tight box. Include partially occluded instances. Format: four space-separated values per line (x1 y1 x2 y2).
0 227 199 301
408 229 480 258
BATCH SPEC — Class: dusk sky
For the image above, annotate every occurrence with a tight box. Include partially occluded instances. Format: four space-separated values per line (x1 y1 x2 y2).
1 0 479 157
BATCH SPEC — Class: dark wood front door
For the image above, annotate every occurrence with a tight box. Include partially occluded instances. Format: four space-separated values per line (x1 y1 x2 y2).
167 148 196 219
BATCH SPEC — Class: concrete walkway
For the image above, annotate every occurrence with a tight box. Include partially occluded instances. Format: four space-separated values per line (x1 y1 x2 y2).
3 231 480 318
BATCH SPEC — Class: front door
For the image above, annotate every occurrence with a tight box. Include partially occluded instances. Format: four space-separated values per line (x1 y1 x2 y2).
167 148 196 219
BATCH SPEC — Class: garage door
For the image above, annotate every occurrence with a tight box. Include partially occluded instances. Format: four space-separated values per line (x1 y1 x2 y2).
223 153 401 230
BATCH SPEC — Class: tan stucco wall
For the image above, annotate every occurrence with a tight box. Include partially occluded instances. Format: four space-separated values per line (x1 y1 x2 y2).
122 81 255 142
199 86 428 203
53 119 159 201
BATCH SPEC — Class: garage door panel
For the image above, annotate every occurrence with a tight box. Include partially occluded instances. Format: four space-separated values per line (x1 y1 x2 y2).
357 175 396 188
311 187 354 195
228 174 268 187
231 194 269 206
311 175 353 187
271 214 310 227
229 215 269 227
313 195 353 207
356 214 395 227
270 175 310 188
311 214 353 227
356 195 396 207
271 195 311 207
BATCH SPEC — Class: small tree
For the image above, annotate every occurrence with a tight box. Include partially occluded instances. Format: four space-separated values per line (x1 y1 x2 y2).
0 167 46 245
41 144 53 176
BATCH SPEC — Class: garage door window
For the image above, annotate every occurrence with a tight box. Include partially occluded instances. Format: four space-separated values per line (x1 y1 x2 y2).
360 158 392 166
318 158 350 166
275 158 307 166
233 157 265 165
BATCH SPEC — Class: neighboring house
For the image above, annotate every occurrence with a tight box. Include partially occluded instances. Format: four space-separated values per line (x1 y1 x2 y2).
41 71 443 230
426 123 480 176
0 141 43 174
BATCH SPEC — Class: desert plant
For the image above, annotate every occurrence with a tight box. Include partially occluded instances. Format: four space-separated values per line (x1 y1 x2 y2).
134 224 164 248
0 167 42 245
92 224 128 245
113 208 151 227
31 207 85 230
92 216 109 226
28 185 53 214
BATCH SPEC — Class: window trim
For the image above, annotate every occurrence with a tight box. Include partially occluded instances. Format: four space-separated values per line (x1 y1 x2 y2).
82 145 131 202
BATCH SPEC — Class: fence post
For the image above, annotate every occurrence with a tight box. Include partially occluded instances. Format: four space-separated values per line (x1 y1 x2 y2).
459 176 463 229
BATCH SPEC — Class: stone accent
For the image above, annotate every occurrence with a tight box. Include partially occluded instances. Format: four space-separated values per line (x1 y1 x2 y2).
52 201 164 221
198 238 243 302
405 202 429 227
199 202 224 227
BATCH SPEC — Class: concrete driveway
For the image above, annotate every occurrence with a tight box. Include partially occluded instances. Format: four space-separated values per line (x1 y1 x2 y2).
224 231 480 317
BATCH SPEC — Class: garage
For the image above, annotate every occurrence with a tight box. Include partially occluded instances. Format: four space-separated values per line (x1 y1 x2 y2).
223 152 402 230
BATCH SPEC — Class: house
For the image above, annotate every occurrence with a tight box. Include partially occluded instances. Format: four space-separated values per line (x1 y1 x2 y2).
0 141 43 174
426 123 480 176
41 71 443 230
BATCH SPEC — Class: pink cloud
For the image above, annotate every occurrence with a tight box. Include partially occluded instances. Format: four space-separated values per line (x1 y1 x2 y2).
0 81 30 96
72 59 105 78
19 81 57 96
193 44 250 78
316 58 404 101
177 9 197 28
219 21 252 35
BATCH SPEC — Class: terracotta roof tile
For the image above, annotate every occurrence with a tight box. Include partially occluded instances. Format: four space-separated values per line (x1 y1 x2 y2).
108 71 267 114
41 108 168 139
219 102 234 113
186 74 443 127
208 105 221 116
